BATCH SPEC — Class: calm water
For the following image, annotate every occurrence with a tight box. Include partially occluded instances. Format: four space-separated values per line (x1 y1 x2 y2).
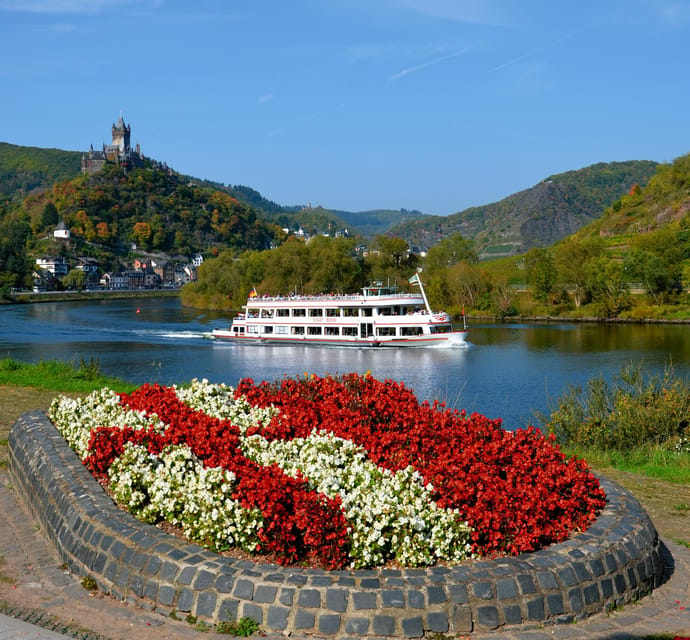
1 297 689 430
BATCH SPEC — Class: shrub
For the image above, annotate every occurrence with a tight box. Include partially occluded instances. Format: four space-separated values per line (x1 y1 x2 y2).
541 362 690 452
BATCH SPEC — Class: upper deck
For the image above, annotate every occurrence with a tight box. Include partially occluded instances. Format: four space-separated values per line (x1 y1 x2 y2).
243 286 425 309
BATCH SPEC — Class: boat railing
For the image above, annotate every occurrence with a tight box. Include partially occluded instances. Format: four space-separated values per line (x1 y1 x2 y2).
246 293 423 303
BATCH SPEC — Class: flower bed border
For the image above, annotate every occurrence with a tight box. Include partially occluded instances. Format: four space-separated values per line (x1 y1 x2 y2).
9 410 665 637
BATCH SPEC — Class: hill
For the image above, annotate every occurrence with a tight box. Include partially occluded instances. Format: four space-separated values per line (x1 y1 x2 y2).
0 142 82 199
17 163 281 258
578 153 690 239
389 161 659 258
0 143 423 238
331 208 427 237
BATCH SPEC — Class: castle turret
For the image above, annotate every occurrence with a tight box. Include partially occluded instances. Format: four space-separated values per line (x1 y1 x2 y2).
112 115 131 152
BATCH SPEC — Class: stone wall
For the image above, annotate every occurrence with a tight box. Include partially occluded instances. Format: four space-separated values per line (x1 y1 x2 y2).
9 410 666 637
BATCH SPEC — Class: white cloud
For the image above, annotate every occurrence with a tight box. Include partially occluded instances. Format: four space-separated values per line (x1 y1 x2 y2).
258 94 275 104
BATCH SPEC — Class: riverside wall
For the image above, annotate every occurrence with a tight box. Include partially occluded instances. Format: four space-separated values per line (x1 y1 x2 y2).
9 410 666 637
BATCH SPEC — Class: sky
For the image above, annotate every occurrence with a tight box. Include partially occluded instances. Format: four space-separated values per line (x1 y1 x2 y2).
1 0 690 215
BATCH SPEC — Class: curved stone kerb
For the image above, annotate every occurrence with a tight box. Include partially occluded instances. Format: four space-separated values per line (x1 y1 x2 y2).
9 411 665 637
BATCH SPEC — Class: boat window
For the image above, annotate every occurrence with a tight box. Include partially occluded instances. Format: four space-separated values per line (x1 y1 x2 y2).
325 326 340 336
342 307 358 317
342 327 357 336
247 325 259 334
275 326 288 334
309 308 323 317
260 309 273 318
263 326 273 334
377 327 397 337
401 326 423 336
292 309 306 317
246 310 258 318
276 309 290 317
326 308 339 317
362 308 373 317
378 307 393 316
430 325 452 334
291 326 305 335
307 326 322 335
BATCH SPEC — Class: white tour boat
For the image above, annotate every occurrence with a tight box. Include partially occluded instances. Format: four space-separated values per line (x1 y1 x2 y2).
211 275 468 347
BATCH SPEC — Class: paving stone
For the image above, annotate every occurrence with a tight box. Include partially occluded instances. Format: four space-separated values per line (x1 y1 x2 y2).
401 616 423 637
318 613 341 634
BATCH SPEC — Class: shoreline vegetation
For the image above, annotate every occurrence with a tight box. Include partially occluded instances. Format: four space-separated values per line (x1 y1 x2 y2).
1 288 180 305
5 287 690 325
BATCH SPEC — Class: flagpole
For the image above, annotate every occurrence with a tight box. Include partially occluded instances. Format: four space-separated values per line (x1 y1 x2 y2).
409 274 432 314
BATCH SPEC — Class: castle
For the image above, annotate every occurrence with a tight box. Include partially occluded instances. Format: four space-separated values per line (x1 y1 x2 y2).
81 115 144 174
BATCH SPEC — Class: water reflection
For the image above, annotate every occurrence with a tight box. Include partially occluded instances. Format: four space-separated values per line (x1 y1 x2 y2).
2 299 689 431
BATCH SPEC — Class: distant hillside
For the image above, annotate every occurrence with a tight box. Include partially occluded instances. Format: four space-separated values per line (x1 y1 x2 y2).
331 208 427 237
0 142 82 199
577 153 690 239
390 161 659 258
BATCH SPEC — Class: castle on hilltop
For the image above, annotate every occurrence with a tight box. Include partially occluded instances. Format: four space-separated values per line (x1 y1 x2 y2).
81 115 144 174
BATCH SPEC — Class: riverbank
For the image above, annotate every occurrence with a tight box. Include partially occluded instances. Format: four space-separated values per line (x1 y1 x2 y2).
1 288 180 305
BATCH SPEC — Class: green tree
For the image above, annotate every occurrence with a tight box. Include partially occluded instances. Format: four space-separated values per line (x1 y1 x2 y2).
623 249 675 298
585 256 630 318
423 234 477 275
554 238 604 308
524 248 556 302
62 268 86 291
41 202 59 228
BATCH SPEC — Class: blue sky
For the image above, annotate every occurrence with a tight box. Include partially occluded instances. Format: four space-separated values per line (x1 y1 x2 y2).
1 0 689 215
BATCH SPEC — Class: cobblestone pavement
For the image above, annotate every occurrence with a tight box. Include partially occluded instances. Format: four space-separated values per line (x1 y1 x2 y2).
0 470 689 640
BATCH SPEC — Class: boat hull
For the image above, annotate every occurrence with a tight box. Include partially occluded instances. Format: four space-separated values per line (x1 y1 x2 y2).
211 329 468 347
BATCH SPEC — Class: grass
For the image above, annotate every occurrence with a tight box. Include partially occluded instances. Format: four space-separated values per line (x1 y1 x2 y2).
0 357 136 394
563 444 690 485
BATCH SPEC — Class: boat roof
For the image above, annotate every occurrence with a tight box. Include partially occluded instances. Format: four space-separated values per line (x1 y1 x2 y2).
245 287 424 306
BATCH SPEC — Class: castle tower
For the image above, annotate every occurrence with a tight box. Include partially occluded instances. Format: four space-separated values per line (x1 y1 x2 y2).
112 115 131 152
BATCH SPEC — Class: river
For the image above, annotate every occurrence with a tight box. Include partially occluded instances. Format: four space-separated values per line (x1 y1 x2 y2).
1 297 688 430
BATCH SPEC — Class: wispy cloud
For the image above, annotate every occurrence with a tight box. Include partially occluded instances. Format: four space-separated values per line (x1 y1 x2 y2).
265 103 347 139
388 48 469 82
488 31 576 74
258 94 275 104
642 0 690 27
386 0 513 27
0 0 163 14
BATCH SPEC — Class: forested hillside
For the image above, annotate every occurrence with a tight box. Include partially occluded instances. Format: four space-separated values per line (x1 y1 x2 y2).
0 142 82 199
21 164 281 256
0 143 421 238
390 161 658 258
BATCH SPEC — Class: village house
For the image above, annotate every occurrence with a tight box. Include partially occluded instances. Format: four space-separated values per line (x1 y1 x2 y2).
53 220 71 240
35 256 69 277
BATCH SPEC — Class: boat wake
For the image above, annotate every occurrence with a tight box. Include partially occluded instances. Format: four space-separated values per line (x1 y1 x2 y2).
131 329 211 340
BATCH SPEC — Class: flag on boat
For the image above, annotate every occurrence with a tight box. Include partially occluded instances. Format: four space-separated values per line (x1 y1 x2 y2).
248 287 258 298
408 273 421 286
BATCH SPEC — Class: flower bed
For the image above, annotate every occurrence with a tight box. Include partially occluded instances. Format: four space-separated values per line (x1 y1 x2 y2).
49 373 606 571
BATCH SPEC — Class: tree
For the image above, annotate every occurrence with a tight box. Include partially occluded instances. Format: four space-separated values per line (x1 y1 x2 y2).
41 202 59 228
424 234 477 276
554 238 604 308
585 256 629 318
365 236 413 284
524 248 556 302
62 268 86 291
623 249 675 298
